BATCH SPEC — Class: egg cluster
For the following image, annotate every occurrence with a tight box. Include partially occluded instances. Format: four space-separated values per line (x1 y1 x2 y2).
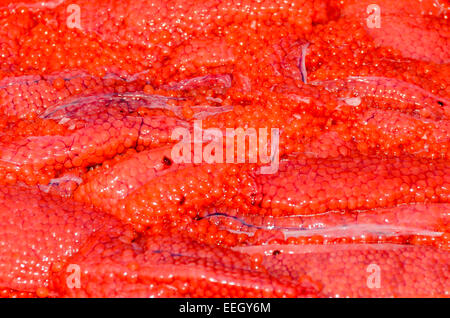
0 0 448 297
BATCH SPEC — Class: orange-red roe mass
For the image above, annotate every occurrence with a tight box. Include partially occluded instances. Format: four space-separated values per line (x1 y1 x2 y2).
0 0 448 298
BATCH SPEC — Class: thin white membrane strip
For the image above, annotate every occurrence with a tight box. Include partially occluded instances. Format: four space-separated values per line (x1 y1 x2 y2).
232 243 411 255
204 212 445 239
